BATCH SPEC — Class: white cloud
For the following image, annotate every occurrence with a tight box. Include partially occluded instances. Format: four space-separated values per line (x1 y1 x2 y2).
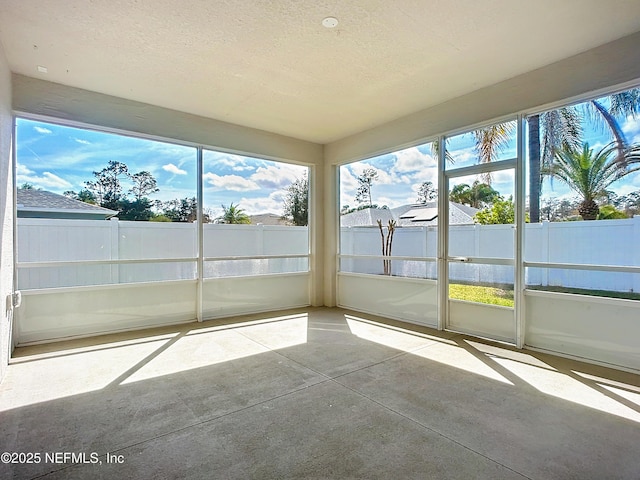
389 147 438 186
349 163 394 185
163 163 187 175
73 138 91 145
34 126 52 134
250 164 306 189
213 155 255 172
17 171 72 190
622 115 640 144
613 183 639 196
410 167 438 184
236 191 287 215
204 172 259 191
340 167 359 191
392 147 436 174
450 149 476 166
339 167 359 207
17 164 35 175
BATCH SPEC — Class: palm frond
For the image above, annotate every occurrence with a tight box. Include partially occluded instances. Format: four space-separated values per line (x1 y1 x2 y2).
474 122 515 164
431 139 454 164
609 88 640 118
547 142 630 207
540 107 582 167
473 121 516 183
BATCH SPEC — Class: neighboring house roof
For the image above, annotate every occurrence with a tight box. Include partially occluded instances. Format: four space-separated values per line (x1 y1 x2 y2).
340 202 478 227
340 207 395 228
16 189 118 220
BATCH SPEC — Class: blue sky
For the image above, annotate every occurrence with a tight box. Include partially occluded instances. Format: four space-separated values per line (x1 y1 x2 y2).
16 92 640 217
340 97 640 210
16 119 308 219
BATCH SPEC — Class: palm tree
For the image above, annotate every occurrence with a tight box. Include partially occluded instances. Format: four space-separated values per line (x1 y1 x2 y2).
544 142 640 220
449 181 501 209
529 89 640 222
430 121 514 177
216 203 251 224
528 107 582 222
587 90 640 164
473 122 515 183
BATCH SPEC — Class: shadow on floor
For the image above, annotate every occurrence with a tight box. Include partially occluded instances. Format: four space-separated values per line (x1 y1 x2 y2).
2 307 639 479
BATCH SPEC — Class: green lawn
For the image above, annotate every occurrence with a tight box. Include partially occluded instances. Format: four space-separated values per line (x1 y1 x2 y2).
449 283 640 305
449 283 514 307
527 285 640 301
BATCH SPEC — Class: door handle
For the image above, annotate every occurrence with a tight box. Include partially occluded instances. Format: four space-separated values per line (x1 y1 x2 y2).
450 257 470 262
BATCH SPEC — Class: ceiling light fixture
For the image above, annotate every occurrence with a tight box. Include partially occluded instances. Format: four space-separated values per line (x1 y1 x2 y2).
37 65 47 73
322 17 338 28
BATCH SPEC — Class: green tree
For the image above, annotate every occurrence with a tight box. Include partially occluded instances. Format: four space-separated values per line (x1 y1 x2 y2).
129 171 159 201
416 181 437 204
118 198 154 221
355 168 378 207
85 160 129 209
540 198 577 221
162 197 207 223
150 214 172 222
596 204 627 220
545 142 640 220
82 161 159 220
20 182 36 190
64 189 97 204
612 189 640 217
216 203 251 224
282 175 308 226
474 197 528 224
449 181 501 209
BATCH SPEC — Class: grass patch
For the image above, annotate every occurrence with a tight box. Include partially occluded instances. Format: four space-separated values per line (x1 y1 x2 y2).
449 283 640 304
527 285 640 301
449 283 514 307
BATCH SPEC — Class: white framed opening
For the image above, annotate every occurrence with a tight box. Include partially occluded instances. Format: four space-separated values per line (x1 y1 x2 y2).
13 116 313 344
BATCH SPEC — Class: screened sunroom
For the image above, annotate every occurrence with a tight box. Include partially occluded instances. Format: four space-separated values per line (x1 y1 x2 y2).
1 2 640 479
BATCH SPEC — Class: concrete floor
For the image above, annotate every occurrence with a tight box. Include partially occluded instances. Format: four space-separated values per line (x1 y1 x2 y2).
1 307 639 479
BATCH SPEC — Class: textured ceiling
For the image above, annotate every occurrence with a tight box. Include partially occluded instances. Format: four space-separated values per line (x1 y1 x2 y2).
1 0 640 143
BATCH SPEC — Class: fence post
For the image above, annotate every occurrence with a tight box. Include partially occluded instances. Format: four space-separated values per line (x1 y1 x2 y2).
541 221 549 287
110 217 119 284
634 216 640 293
258 224 264 255
474 224 480 284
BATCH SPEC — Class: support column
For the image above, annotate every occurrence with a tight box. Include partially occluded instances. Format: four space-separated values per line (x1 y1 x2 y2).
309 162 325 306
323 159 337 307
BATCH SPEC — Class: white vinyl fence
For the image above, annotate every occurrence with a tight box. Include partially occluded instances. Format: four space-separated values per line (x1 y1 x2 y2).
18 217 640 292
17 218 309 289
340 216 640 292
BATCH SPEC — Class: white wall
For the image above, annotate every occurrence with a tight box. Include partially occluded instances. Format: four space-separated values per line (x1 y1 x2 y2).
338 274 437 327
0 45 13 381
526 291 640 371
16 282 198 344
